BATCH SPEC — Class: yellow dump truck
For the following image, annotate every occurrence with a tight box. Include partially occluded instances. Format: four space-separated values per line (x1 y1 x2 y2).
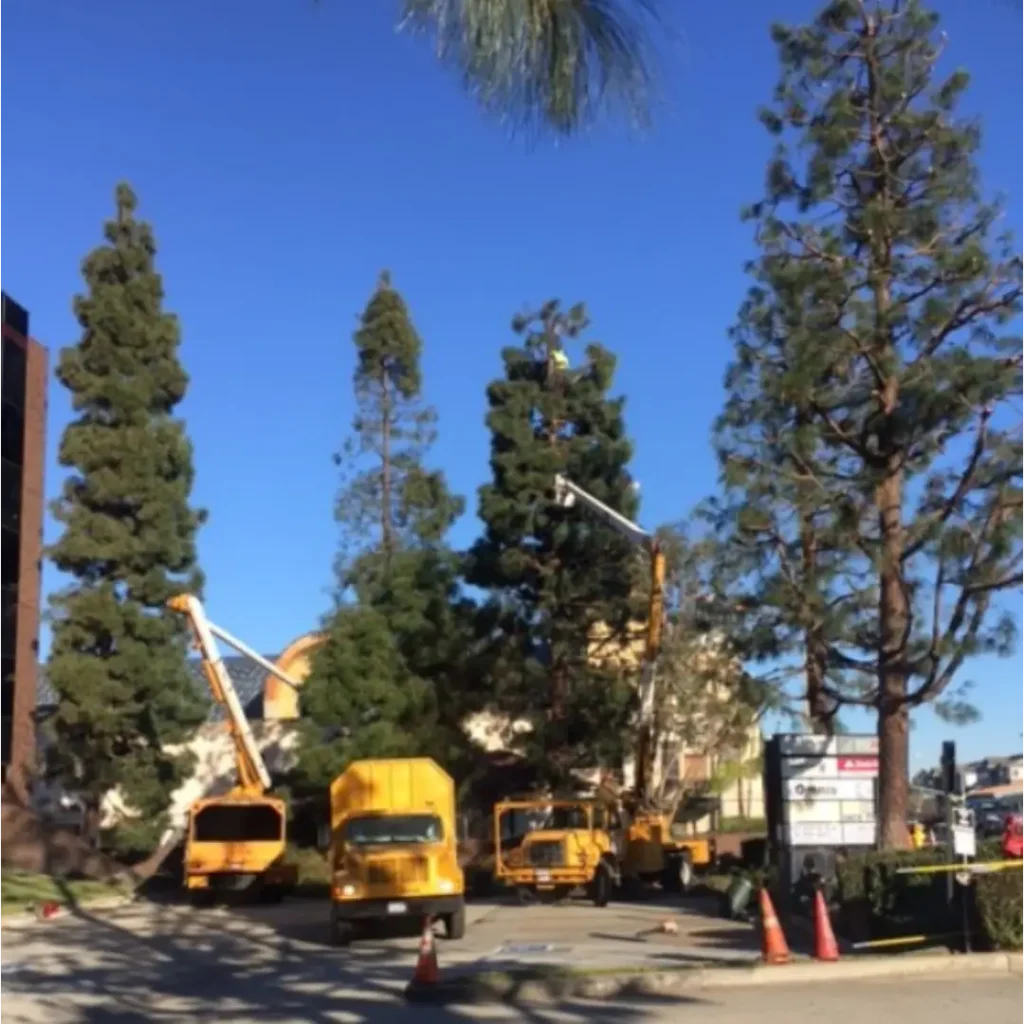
329 758 465 946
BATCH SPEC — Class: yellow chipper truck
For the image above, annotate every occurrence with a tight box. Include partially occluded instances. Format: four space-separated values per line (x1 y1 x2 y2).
328 758 466 946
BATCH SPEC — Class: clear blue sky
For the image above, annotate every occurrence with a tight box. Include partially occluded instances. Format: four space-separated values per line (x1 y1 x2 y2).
3 1 1021 766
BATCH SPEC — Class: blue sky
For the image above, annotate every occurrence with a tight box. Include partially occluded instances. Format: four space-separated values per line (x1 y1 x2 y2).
3 1 1021 766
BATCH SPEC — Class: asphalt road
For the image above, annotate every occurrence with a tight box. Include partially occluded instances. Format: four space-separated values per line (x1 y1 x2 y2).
0 898 1017 1023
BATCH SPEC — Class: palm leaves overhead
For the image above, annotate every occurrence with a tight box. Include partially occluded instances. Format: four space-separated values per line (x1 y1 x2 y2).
400 0 663 135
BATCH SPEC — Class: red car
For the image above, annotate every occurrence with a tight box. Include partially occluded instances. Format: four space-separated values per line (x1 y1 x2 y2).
1001 814 1023 860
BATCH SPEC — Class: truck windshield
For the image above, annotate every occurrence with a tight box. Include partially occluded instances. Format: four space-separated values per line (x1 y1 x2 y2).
343 814 444 845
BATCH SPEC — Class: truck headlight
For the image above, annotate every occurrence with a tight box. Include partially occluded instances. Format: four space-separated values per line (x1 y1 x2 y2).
438 879 455 894
341 884 356 897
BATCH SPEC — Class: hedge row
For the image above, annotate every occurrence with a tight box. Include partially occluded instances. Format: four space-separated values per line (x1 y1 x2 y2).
835 839 1021 952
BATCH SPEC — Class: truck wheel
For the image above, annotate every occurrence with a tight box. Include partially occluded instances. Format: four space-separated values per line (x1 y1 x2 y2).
516 886 536 906
663 852 695 894
258 884 285 905
329 909 353 947
444 905 466 941
592 863 613 908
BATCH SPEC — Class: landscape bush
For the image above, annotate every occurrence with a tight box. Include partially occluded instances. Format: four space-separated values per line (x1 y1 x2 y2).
835 839 1021 951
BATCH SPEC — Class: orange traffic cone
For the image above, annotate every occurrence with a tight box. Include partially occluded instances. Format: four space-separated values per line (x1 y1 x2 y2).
812 890 839 962
758 888 791 965
412 917 439 985
35 901 61 922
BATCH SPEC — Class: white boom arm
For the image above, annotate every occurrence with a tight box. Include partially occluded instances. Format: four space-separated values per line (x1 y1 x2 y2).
553 475 652 550
170 595 302 794
553 474 663 803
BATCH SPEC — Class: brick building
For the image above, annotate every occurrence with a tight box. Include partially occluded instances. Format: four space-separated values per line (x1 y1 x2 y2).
2 293 48 803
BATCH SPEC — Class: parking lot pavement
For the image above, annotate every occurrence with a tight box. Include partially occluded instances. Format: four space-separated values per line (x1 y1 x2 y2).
0 893 760 1021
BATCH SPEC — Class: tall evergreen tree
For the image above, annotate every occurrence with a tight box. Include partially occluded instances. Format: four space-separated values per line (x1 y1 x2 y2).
295 273 475 788
713 0 1022 848
46 183 207 845
468 300 640 785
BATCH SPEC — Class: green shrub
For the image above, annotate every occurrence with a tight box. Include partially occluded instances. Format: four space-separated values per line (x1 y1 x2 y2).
835 840 1021 950
975 870 1023 952
288 845 331 895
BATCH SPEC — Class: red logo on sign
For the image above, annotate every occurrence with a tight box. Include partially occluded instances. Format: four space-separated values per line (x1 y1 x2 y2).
838 756 878 773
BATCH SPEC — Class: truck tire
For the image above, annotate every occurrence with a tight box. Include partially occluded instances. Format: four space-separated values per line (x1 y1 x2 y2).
329 908 353 947
592 863 613 908
663 852 694 894
444 904 466 941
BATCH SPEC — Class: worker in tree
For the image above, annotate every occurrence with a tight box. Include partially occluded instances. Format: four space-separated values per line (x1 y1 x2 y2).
910 821 927 850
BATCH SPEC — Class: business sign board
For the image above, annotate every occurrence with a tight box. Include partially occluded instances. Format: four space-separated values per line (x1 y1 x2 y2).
774 733 879 849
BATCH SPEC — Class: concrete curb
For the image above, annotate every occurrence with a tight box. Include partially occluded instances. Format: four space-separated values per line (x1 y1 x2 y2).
0 894 133 930
405 951 1023 1006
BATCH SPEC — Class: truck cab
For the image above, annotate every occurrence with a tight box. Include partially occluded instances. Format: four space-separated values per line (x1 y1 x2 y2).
329 758 465 946
494 797 622 906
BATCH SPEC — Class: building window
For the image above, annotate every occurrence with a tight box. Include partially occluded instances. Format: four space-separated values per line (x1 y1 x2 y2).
0 589 14 659
1 460 20 534
1 402 24 466
2 337 27 410
1 716 11 768
0 659 11 716
2 528 20 588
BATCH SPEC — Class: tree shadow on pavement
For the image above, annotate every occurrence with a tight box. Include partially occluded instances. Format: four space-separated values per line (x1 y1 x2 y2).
0 898 701 1024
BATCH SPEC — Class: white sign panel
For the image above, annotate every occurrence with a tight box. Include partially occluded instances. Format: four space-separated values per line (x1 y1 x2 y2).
836 736 879 755
786 800 842 824
785 779 875 801
841 822 877 845
839 800 876 823
786 821 877 846
952 825 977 858
786 822 843 845
779 735 838 757
780 757 837 781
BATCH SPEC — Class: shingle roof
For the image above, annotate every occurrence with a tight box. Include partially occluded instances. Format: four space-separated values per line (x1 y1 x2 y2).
35 655 278 723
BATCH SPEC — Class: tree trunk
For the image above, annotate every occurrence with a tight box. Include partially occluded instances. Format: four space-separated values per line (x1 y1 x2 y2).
877 692 910 849
876 467 911 850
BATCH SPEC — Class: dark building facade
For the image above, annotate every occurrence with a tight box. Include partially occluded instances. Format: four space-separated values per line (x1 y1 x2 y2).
2 293 48 802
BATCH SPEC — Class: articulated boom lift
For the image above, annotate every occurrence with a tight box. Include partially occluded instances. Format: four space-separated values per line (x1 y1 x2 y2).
168 594 302 901
552 475 712 892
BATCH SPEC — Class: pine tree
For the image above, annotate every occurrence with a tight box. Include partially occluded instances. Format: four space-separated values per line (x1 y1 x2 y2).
295 273 475 788
714 0 1022 848
468 300 641 786
45 183 207 845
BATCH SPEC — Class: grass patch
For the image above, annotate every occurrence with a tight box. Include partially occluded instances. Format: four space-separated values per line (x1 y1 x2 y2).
287 845 331 898
700 872 734 894
1 871 129 917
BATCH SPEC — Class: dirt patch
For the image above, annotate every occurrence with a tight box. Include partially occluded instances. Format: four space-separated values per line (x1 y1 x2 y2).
1 798 123 880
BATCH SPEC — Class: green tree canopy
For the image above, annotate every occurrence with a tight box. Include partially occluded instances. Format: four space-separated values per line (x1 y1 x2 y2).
45 183 208 845
468 300 641 785
711 0 1022 848
294 273 476 789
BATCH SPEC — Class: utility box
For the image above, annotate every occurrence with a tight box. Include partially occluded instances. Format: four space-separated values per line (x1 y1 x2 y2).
764 733 879 902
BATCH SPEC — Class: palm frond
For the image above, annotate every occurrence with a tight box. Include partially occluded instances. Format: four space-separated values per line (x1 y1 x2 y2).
400 0 663 136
